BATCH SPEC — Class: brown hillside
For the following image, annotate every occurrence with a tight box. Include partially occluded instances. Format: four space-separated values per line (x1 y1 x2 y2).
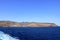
0 21 57 27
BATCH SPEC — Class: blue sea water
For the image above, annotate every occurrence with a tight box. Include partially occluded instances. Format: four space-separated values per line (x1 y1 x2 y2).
0 26 60 40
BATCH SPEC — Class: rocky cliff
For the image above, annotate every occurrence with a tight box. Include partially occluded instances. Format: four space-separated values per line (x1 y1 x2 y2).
0 21 57 27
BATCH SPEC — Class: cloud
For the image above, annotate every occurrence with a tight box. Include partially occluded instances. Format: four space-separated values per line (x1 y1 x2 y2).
0 31 19 40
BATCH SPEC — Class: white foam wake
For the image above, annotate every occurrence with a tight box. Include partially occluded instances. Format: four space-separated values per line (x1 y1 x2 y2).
0 31 19 40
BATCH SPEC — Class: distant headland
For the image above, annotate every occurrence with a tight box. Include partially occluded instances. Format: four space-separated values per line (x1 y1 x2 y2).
0 21 57 27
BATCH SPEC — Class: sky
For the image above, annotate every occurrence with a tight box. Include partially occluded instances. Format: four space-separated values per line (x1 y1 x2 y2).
0 0 60 26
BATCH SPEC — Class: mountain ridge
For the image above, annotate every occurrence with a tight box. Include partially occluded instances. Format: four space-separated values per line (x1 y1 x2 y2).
0 21 57 27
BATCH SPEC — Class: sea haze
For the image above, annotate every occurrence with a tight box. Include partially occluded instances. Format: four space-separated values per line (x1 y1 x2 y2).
0 27 60 40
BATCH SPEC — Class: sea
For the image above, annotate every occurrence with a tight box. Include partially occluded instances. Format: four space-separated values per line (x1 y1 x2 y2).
0 26 60 40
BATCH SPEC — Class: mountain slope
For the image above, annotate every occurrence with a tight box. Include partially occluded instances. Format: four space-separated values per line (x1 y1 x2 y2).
0 21 57 27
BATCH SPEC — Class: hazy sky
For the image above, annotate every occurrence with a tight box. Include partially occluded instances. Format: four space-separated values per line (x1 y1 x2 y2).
0 0 60 26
